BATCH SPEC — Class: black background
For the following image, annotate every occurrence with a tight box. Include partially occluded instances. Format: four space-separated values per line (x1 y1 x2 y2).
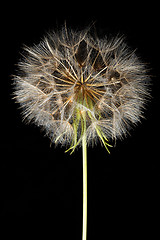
1 1 159 238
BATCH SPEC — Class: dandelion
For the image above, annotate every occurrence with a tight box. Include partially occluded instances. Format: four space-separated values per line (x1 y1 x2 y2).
13 25 150 240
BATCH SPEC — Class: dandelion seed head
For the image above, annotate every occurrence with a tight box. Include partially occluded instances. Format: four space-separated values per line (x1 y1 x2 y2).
13 25 150 151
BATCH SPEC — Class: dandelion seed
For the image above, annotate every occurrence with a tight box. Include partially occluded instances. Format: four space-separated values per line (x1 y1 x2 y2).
13 25 151 240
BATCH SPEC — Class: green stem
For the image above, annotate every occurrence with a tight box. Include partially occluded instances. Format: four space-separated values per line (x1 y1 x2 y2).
82 125 87 240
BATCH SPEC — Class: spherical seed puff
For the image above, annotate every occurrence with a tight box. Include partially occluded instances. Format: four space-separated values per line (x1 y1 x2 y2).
13 26 150 150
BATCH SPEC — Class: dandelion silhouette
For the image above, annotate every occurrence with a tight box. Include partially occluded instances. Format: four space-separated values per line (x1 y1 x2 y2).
13 25 150 240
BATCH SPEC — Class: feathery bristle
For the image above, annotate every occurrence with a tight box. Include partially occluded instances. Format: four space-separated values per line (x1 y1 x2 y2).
13 26 150 151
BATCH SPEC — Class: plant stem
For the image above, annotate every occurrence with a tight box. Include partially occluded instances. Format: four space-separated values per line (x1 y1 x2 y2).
82 128 87 240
